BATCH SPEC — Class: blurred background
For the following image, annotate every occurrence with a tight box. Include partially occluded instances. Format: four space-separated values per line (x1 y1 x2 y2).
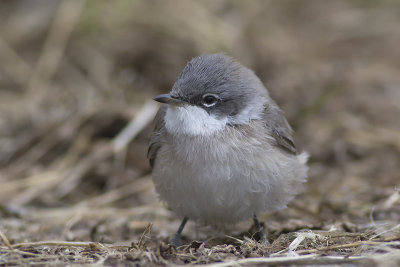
0 0 399 245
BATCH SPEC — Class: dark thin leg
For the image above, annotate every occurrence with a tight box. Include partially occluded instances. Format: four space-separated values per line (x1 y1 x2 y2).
253 214 270 244
170 217 188 247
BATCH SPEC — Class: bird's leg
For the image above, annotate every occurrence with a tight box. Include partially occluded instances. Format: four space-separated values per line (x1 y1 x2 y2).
253 214 270 244
170 217 188 247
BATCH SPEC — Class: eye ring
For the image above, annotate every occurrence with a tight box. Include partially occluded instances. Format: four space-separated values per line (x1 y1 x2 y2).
201 94 219 107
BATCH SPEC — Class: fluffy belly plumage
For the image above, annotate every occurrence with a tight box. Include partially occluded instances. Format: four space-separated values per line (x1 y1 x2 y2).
152 136 308 226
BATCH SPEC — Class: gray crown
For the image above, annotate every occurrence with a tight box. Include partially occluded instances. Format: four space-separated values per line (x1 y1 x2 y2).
170 53 270 120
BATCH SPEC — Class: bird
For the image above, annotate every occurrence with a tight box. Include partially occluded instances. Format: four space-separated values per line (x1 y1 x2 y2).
148 53 308 246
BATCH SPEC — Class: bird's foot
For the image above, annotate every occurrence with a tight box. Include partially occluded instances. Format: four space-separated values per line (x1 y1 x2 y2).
253 213 270 245
258 232 270 245
169 233 183 247
169 217 188 247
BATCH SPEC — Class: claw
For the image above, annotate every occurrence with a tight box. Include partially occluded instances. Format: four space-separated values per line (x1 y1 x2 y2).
169 217 188 247
253 214 270 244
259 233 270 245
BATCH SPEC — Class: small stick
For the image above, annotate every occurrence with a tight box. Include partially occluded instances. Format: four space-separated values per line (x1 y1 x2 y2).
10 241 102 249
198 254 368 267
294 233 400 255
113 101 159 153
0 230 13 250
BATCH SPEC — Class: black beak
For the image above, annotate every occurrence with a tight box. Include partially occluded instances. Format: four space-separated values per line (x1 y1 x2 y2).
153 93 185 105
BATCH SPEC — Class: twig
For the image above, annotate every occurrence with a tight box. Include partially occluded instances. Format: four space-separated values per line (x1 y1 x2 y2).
196 254 369 267
10 241 103 249
137 223 153 249
0 36 31 85
54 143 111 198
26 0 86 106
30 205 170 221
224 235 244 244
293 233 400 255
0 170 58 195
0 248 47 257
1 111 81 180
0 230 13 250
382 191 400 209
370 224 400 240
76 175 152 207
112 101 159 153
375 234 400 242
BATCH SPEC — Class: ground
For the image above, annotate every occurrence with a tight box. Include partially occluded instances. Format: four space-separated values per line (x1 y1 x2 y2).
0 0 399 266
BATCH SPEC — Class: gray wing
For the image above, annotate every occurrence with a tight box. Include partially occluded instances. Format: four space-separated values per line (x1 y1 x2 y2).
147 105 167 168
263 104 297 155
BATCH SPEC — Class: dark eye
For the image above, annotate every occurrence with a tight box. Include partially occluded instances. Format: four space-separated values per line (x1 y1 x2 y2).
201 94 219 107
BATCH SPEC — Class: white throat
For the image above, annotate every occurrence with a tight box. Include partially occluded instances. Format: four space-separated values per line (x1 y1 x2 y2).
164 105 227 136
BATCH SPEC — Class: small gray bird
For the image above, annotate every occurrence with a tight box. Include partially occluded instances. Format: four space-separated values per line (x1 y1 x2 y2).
148 53 308 246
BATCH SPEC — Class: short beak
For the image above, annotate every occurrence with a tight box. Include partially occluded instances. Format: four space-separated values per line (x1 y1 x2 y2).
153 93 185 105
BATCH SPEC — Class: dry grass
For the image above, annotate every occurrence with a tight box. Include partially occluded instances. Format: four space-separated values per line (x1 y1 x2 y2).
0 0 400 266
